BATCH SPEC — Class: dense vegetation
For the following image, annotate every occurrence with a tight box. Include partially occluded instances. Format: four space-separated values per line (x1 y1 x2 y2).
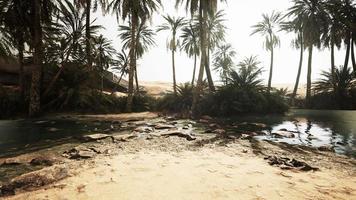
0 0 355 119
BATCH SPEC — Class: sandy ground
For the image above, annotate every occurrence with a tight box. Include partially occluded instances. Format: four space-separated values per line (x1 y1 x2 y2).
5 137 355 200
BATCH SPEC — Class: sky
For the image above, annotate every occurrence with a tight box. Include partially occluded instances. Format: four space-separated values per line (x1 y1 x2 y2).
94 0 347 85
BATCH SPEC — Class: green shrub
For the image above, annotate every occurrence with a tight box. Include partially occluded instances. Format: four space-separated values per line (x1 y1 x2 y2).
0 87 23 118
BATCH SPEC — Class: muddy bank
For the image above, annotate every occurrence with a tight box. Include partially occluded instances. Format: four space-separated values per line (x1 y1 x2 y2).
1 113 355 199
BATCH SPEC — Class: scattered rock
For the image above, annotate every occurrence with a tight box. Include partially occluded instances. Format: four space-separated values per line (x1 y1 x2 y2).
1 158 22 166
209 123 220 129
62 147 96 159
272 131 295 138
134 126 154 133
317 145 334 152
154 124 176 130
30 156 57 166
0 165 68 196
81 134 112 142
201 115 213 121
264 156 318 171
161 131 196 141
213 129 226 135
198 119 210 124
237 122 269 131
112 134 137 142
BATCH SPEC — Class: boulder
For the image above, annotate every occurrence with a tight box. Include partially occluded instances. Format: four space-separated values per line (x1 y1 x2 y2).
1 158 22 166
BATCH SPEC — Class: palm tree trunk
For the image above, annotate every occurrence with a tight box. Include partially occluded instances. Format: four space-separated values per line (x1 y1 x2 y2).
267 47 274 93
134 66 139 94
343 33 351 72
126 14 137 112
85 0 92 69
205 33 215 91
172 48 177 95
191 54 197 86
101 74 104 92
306 45 313 108
18 42 24 100
192 1 207 118
29 0 42 117
351 37 356 73
292 36 303 103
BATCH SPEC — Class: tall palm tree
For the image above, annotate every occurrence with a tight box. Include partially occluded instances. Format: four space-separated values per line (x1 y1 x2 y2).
251 11 281 93
287 0 326 107
213 43 236 85
118 21 156 93
158 15 187 95
74 0 107 69
108 0 161 112
205 10 226 91
176 0 226 117
280 19 304 102
181 23 200 85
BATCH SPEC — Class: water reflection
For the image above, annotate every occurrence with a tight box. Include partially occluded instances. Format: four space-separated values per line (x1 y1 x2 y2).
232 109 356 157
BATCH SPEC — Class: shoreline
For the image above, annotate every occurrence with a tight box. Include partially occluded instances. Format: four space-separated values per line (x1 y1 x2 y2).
1 113 355 199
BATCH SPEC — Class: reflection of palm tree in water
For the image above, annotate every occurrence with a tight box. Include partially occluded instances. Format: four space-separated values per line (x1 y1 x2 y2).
292 119 305 144
305 120 313 144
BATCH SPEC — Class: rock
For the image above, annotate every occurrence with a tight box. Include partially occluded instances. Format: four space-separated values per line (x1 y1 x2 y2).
0 165 68 196
242 149 248 153
30 156 57 166
62 147 96 159
199 119 210 124
1 158 22 166
112 134 137 142
240 134 252 140
182 126 190 130
161 131 196 141
317 145 334 152
134 126 154 133
201 115 213 120
209 123 220 129
213 129 226 135
47 127 59 132
272 131 295 138
237 122 269 131
264 156 318 171
81 134 112 141
154 124 176 130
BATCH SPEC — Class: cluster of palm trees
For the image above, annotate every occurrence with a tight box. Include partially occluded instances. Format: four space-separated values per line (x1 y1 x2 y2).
0 0 355 116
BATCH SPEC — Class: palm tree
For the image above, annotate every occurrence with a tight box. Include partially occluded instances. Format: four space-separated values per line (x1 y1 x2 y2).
92 34 117 92
287 0 326 107
213 43 236 85
176 0 226 117
205 10 226 91
251 11 281 93
74 0 107 69
280 19 304 102
313 66 356 108
118 21 156 93
43 0 103 98
181 23 200 85
229 56 264 90
108 0 161 112
158 15 187 95
111 49 129 85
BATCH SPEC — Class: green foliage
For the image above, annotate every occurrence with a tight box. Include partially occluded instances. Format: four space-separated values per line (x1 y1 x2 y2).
157 83 194 113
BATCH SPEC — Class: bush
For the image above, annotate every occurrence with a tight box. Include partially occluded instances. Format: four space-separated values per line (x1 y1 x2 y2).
157 83 289 117
0 86 23 118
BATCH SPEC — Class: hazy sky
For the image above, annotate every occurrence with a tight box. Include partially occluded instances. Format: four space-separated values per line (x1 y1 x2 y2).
94 0 347 85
